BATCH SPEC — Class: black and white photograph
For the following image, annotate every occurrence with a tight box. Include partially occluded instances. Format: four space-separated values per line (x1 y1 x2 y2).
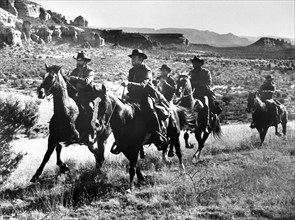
0 0 294 219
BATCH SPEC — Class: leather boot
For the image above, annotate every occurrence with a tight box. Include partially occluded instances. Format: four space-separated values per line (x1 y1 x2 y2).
150 111 166 150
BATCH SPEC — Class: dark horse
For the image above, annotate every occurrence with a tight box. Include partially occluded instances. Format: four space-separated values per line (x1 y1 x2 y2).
95 84 192 192
30 64 111 182
175 75 222 163
246 91 287 146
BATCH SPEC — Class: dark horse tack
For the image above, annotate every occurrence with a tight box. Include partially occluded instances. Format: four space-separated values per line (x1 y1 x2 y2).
30 64 111 183
246 91 287 146
95 84 193 193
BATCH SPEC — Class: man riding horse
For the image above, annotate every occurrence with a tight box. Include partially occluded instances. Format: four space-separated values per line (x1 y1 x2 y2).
118 49 168 154
189 56 220 130
153 64 177 102
68 51 98 144
250 75 282 136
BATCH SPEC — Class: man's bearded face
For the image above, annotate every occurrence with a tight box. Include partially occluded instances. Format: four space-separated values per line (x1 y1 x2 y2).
76 60 86 69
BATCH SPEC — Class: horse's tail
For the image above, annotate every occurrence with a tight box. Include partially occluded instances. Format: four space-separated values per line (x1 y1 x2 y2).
211 115 222 139
175 106 196 130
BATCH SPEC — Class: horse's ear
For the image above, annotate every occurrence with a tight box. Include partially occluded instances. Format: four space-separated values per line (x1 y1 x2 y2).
102 84 106 94
58 65 62 71
45 63 48 71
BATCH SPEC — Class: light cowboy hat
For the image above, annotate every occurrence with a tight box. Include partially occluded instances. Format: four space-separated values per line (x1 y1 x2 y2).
73 51 91 62
128 49 147 60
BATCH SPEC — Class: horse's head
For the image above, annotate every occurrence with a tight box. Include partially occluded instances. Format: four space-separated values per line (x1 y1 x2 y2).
94 84 115 130
176 74 191 97
37 64 63 99
246 91 258 113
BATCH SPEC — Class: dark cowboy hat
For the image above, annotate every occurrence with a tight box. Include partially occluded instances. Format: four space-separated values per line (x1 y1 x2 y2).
128 49 147 60
190 56 204 66
265 75 274 80
73 51 91 62
159 64 171 73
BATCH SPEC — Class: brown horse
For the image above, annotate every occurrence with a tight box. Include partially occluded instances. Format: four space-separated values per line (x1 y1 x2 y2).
30 64 111 182
246 91 287 146
95 84 193 193
175 75 222 163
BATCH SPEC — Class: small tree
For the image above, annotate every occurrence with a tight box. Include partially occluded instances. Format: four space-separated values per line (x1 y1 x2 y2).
0 96 40 184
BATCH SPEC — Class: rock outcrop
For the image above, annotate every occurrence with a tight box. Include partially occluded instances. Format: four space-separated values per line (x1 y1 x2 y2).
14 0 41 18
248 37 292 48
21 20 31 41
145 33 186 45
72 15 88 27
0 8 23 45
0 0 18 16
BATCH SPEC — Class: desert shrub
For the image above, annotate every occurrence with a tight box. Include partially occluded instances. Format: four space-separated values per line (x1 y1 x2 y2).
11 79 21 88
20 79 30 89
0 96 40 184
222 95 234 104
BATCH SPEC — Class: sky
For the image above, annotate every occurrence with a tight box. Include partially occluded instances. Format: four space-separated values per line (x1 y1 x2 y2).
34 0 295 39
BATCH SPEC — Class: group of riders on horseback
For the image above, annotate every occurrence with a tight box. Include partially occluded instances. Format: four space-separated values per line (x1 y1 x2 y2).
68 49 283 153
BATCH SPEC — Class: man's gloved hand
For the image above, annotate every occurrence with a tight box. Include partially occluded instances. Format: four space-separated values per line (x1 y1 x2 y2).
121 81 129 87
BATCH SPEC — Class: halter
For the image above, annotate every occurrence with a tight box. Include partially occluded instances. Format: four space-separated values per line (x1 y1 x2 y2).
97 94 117 133
42 70 67 100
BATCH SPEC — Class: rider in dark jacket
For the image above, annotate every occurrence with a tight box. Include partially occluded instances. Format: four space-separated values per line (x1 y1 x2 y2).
250 75 282 136
154 64 176 102
69 51 97 144
189 56 217 130
121 49 167 151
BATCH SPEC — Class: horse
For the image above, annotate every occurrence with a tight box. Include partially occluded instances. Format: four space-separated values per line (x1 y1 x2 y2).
175 75 222 163
95 84 193 193
30 64 111 182
246 91 287 146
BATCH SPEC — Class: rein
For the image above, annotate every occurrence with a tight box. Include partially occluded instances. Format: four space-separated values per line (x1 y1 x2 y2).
177 79 195 102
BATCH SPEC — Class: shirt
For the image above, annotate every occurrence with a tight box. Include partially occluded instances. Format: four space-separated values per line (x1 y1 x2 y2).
70 66 94 93
127 64 152 99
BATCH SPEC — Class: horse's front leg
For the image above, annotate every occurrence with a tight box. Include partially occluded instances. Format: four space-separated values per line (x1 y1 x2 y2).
274 124 282 137
56 143 70 173
172 136 185 173
162 143 171 166
192 131 209 164
258 127 268 146
183 131 194 149
30 136 56 182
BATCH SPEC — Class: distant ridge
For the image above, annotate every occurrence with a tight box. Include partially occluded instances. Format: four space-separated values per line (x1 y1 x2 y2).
114 27 251 47
248 37 293 48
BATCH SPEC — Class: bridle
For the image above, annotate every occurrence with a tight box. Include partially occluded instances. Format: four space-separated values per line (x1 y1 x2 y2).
97 94 117 134
176 78 195 101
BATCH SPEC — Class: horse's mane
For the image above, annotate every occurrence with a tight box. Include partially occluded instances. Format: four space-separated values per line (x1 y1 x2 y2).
105 91 141 121
47 64 63 73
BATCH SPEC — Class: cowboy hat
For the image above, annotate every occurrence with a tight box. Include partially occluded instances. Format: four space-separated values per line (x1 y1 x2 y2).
265 75 274 80
128 49 147 60
73 51 91 62
190 56 204 66
159 64 171 73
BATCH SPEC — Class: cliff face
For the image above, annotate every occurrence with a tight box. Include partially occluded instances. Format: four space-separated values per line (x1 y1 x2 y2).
0 0 18 16
0 0 42 18
146 33 187 45
14 0 41 18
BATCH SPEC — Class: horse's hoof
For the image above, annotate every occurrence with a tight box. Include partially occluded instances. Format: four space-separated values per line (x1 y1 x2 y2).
275 132 282 137
186 144 194 149
168 151 174 157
